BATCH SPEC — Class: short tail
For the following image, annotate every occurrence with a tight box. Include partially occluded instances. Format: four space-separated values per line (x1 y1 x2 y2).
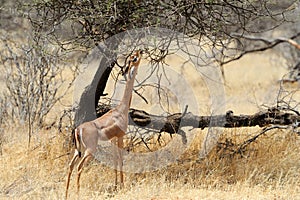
74 128 82 158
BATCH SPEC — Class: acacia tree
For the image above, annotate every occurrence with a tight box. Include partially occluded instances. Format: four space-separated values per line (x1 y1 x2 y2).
14 0 299 152
24 0 299 120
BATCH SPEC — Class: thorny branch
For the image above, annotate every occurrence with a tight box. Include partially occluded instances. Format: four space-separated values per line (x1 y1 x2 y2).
223 31 300 65
234 125 292 156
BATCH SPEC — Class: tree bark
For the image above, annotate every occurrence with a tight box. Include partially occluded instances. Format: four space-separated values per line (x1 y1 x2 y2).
74 57 112 127
73 46 117 127
97 105 300 133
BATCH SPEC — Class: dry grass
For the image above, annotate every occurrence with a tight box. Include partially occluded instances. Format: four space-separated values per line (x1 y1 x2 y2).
0 125 299 200
0 52 300 199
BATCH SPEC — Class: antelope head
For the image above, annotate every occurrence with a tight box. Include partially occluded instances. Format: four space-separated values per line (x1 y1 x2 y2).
123 50 142 79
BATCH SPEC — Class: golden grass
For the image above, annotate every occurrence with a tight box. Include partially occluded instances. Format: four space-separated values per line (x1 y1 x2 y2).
0 125 299 199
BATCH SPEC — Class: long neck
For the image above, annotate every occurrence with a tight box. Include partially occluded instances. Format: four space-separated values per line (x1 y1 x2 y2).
118 67 138 112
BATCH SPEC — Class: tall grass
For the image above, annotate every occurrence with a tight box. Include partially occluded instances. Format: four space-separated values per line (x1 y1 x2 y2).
0 124 299 199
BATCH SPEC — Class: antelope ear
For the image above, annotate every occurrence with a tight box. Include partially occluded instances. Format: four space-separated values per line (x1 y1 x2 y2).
129 66 135 79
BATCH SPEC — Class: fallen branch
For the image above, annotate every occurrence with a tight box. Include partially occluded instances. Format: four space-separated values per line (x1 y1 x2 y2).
96 106 300 134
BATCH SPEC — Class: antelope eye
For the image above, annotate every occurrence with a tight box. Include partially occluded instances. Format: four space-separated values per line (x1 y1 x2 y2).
132 56 138 62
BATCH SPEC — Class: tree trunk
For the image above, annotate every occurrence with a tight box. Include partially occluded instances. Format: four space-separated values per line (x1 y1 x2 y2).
73 41 120 127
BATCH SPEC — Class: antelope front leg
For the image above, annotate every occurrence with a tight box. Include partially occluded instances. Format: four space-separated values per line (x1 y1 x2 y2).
117 136 124 188
112 137 118 190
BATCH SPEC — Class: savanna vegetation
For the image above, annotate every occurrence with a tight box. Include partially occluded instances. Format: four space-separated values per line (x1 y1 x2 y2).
0 0 299 199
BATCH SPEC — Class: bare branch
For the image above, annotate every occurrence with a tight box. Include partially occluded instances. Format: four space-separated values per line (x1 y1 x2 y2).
223 31 300 65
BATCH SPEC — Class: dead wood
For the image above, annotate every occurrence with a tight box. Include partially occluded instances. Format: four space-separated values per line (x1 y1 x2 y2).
96 105 300 134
